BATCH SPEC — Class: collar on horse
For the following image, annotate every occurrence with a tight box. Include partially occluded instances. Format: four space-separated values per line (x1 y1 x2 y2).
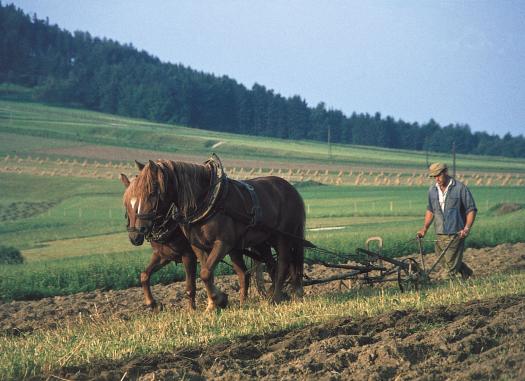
171 153 228 225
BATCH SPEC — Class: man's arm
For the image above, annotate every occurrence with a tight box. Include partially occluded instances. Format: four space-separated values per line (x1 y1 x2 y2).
417 210 434 238
459 185 477 238
459 210 476 238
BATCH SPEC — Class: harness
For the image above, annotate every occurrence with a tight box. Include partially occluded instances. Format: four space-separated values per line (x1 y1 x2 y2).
169 155 265 249
128 154 278 247
170 153 229 225
222 179 262 227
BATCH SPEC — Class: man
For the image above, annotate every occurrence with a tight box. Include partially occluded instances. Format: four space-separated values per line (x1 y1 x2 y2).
417 163 477 279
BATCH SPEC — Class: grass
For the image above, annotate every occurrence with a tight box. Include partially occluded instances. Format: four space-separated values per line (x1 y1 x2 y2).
0 99 524 300
0 250 237 302
1 271 524 379
0 250 152 300
2 99 525 171
1 170 525 301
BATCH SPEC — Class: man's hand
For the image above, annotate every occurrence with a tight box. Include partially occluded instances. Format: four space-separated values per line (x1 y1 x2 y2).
459 226 470 238
417 227 427 238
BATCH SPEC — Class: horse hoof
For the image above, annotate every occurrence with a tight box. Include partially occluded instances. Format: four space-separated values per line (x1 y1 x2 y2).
271 292 290 304
217 293 228 309
292 288 304 301
146 301 164 312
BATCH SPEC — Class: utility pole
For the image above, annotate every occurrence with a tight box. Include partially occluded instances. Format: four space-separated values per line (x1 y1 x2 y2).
327 124 332 161
452 141 456 178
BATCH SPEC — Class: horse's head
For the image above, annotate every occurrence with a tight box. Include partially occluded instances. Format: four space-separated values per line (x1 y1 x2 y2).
120 160 164 246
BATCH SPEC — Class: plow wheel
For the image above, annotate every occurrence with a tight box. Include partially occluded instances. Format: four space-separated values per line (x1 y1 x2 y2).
253 260 274 298
246 258 275 298
397 258 421 292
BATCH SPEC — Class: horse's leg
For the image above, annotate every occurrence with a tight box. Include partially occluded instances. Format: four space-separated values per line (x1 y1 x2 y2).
272 239 291 304
141 251 170 311
229 249 249 306
191 244 229 312
288 246 304 300
181 252 197 310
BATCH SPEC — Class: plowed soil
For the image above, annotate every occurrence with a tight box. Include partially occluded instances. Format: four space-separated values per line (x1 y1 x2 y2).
3 242 525 380
55 294 525 381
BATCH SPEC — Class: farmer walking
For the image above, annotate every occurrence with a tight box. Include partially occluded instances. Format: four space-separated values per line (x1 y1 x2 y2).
417 163 477 279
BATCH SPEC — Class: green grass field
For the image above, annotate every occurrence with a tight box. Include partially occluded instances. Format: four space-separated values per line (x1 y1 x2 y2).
0 100 524 301
1 169 524 301
2 99 525 171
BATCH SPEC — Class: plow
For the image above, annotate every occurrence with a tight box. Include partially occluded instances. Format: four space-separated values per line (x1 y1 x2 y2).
247 235 460 296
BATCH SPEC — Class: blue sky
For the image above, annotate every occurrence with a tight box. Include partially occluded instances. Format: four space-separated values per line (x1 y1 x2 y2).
8 0 525 137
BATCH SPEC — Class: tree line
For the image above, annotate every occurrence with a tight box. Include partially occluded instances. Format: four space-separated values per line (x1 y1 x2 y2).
1 2 524 158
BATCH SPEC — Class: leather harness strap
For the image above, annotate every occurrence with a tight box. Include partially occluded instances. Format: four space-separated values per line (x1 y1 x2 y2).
234 180 262 227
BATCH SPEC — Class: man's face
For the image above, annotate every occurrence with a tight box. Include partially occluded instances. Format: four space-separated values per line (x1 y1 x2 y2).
434 170 449 187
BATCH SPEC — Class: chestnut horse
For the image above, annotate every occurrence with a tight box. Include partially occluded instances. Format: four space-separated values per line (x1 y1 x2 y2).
120 172 254 310
124 159 305 311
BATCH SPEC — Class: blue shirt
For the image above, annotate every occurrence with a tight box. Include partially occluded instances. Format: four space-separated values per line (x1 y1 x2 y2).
427 178 477 234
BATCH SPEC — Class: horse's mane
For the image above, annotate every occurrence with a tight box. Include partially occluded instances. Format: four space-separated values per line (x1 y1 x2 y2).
124 160 209 216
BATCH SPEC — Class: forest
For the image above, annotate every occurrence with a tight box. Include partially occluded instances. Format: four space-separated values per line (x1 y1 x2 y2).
1 2 524 158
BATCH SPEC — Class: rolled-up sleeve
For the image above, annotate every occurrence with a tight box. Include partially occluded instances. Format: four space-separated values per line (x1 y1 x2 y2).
462 186 477 213
427 187 435 213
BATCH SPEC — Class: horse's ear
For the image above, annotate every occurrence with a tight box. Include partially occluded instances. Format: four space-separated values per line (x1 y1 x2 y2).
119 173 130 188
135 160 145 171
148 160 157 173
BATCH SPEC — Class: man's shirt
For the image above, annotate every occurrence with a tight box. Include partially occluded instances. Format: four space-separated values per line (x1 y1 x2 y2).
436 178 454 213
427 178 477 234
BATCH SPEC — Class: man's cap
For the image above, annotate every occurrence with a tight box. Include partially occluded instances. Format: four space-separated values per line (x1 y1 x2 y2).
428 162 447 177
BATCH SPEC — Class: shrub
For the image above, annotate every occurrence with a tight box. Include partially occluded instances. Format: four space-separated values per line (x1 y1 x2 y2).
0 246 24 264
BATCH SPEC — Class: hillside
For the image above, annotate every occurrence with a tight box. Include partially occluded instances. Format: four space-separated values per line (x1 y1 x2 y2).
1 100 525 180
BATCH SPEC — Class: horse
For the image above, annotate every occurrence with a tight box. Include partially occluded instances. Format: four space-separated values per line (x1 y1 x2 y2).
120 171 257 310
124 158 305 311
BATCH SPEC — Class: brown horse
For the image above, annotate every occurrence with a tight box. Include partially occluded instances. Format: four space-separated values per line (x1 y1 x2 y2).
120 171 255 309
124 159 305 311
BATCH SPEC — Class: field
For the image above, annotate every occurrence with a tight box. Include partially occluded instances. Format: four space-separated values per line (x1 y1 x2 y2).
0 100 524 379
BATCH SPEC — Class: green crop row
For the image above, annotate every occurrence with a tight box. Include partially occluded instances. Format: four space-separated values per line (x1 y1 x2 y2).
0 250 237 302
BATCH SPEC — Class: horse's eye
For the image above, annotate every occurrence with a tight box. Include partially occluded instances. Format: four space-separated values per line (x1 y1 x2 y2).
124 212 128 220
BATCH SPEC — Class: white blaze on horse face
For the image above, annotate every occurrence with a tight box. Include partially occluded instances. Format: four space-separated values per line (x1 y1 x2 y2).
130 197 143 215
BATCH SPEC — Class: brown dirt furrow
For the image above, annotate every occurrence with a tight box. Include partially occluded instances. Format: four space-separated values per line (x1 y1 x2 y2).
43 294 525 381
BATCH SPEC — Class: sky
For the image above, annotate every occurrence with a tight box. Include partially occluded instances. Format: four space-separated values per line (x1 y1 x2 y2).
7 0 525 137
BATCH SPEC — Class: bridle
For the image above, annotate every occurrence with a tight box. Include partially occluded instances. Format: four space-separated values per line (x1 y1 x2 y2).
124 157 226 242
125 186 162 237
125 165 175 241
